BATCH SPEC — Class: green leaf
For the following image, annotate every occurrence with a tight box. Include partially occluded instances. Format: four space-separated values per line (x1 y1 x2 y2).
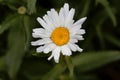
5 21 25 79
72 51 120 72
105 34 120 48
80 0 91 17
92 9 108 49
96 0 117 26
0 57 6 71
23 15 32 51
41 51 120 80
95 17 107 49
0 14 19 34
96 26 105 49
27 0 37 14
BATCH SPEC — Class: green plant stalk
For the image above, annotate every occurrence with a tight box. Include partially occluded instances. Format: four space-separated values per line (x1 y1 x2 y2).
65 56 74 78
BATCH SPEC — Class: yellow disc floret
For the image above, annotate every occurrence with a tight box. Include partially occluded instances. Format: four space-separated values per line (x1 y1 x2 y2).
51 27 70 46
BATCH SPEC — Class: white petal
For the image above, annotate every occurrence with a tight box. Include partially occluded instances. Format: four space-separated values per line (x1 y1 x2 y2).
63 3 69 19
47 11 57 27
43 15 54 30
71 35 84 40
33 28 45 33
70 29 85 35
37 17 51 31
67 20 74 29
36 45 47 53
31 38 52 46
32 32 49 38
43 43 56 53
51 9 60 26
48 47 60 63
59 8 65 26
70 25 82 33
69 38 78 43
73 44 83 52
73 17 87 27
32 28 50 38
37 17 47 28
65 8 75 27
64 3 69 13
76 29 85 34
68 43 77 52
47 11 52 16
48 53 54 61
53 47 61 63
61 45 72 56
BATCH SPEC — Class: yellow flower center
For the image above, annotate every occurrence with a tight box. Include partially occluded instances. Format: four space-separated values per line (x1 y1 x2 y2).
51 27 70 46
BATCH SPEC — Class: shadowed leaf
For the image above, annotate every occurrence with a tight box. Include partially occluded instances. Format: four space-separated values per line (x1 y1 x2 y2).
105 34 120 48
23 15 32 51
0 14 19 34
5 18 25 79
72 51 120 72
96 0 117 26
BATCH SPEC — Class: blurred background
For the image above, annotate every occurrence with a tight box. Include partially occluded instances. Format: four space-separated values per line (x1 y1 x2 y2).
0 0 120 80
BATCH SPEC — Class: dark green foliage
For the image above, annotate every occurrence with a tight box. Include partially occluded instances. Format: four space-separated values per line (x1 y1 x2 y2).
0 0 120 80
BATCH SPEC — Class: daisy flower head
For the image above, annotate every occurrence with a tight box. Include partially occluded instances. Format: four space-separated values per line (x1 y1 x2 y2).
31 3 87 63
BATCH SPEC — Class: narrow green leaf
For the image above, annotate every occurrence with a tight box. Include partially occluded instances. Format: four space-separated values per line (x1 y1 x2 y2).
27 0 37 14
0 14 19 34
96 26 105 49
96 0 116 26
5 22 25 79
105 34 120 48
80 0 91 17
23 15 32 51
72 51 120 72
95 17 107 49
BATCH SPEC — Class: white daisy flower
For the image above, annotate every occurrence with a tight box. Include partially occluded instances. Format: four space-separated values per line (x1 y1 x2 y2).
31 3 87 63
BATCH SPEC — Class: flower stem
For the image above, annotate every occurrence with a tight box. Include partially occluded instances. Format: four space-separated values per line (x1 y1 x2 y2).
65 56 74 78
